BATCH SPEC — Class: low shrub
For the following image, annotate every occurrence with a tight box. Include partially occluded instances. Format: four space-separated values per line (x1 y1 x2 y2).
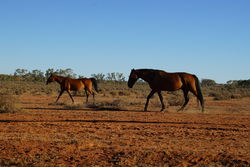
0 94 21 113
118 91 130 96
167 94 183 106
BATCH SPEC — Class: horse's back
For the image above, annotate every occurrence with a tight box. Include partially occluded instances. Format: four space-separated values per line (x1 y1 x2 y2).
156 71 197 91
152 70 183 91
176 72 195 81
81 78 91 85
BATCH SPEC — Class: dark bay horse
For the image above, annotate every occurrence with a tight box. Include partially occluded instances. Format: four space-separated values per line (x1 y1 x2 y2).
46 74 98 103
128 69 204 112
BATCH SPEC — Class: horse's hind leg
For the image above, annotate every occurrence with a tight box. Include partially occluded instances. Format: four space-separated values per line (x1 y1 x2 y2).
178 89 189 112
87 90 95 104
92 91 95 104
157 91 165 112
84 89 89 103
190 88 204 112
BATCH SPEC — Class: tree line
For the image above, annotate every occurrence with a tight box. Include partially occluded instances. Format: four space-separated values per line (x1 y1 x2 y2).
201 79 250 88
0 68 249 88
0 68 126 82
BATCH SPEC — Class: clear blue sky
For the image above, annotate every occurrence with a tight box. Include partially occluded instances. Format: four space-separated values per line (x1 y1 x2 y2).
0 0 249 83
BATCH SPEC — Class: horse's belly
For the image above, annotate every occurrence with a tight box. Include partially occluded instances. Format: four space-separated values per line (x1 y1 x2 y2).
159 78 182 91
70 84 84 91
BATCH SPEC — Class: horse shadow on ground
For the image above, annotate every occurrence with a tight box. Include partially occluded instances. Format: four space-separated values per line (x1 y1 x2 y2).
23 107 130 112
23 106 148 113
0 119 211 125
0 119 247 132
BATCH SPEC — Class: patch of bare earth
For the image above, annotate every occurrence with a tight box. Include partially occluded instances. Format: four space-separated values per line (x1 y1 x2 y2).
0 95 249 166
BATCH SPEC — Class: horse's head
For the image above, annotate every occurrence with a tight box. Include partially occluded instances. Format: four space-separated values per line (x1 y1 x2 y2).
46 74 56 85
128 69 139 88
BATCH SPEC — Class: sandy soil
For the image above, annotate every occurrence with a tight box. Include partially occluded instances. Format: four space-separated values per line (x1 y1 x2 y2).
0 95 249 166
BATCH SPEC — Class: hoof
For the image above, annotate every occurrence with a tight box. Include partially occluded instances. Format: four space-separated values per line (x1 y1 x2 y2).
177 108 183 112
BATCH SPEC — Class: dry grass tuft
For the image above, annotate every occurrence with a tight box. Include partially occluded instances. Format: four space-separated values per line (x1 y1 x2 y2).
63 103 85 110
87 99 127 111
0 94 21 113
162 92 183 107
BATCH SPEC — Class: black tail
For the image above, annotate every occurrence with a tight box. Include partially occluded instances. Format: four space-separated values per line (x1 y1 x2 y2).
90 78 99 92
193 75 204 112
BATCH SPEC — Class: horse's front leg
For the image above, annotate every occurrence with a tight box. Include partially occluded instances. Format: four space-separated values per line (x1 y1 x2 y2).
66 90 74 103
56 90 64 103
144 90 156 111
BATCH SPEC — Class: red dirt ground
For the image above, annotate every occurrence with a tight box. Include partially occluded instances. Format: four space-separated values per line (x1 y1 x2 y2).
0 95 249 166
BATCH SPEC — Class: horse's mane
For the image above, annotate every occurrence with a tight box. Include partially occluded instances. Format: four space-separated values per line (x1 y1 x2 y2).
136 69 159 72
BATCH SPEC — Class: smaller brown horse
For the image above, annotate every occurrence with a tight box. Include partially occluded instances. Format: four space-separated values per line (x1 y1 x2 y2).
46 74 98 103
128 69 204 112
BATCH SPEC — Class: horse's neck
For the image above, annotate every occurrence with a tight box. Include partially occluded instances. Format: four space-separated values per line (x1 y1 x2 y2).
138 71 153 83
55 76 65 84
